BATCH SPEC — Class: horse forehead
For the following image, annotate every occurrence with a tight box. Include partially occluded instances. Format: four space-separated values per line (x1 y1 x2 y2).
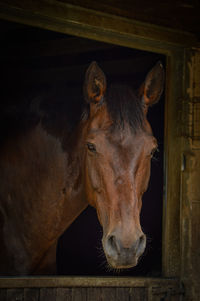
108 127 148 147
88 105 153 148
89 124 150 149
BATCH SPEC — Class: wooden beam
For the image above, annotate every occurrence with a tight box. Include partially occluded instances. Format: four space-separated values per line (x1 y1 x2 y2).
0 276 180 288
0 0 198 53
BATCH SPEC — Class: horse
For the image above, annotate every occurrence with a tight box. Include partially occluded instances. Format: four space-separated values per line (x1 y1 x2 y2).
0 61 164 275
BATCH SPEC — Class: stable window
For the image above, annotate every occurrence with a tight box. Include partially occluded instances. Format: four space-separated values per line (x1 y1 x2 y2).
1 19 165 277
0 1 195 299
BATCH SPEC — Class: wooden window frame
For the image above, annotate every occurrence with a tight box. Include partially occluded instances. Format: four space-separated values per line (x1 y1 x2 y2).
0 0 198 289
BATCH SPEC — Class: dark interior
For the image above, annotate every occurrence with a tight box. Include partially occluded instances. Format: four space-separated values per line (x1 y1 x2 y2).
1 19 165 276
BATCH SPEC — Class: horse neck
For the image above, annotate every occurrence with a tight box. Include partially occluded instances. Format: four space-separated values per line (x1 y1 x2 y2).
65 125 87 203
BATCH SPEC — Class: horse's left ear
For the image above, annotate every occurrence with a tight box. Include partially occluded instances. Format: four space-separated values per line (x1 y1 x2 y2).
84 61 106 104
141 61 165 106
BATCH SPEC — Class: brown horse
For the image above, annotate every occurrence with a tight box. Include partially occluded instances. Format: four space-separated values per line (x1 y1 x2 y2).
0 61 164 275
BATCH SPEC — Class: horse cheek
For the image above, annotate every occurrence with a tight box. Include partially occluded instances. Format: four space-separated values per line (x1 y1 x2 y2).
136 159 151 201
85 156 101 207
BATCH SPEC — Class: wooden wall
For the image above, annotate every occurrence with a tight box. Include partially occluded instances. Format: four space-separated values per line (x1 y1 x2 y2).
0 287 147 301
0 1 200 300
0 278 181 301
58 0 200 38
180 49 200 300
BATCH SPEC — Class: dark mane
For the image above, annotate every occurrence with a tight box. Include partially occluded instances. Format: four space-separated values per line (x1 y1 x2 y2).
106 84 144 132
1 83 144 147
0 85 83 146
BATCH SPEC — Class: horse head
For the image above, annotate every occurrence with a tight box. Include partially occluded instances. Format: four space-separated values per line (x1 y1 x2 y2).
82 61 164 269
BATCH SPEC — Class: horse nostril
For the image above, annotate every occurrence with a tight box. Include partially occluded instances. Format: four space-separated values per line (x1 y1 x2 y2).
107 235 120 255
139 234 145 245
136 234 146 256
109 235 115 248
105 233 146 260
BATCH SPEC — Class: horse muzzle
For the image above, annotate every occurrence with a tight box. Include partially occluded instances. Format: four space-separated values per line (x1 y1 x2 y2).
103 230 146 269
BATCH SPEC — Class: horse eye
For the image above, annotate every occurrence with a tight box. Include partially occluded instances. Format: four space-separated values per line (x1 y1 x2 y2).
87 142 96 153
151 147 158 158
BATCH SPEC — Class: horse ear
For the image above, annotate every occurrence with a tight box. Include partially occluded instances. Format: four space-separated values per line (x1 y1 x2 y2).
84 61 106 104
141 61 165 106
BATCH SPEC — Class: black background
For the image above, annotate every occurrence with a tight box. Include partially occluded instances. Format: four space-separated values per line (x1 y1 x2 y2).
1 19 165 276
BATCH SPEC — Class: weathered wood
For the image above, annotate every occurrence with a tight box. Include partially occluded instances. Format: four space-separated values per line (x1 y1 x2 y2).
56 0 200 38
71 288 86 301
6 289 24 301
0 277 180 288
56 288 72 301
0 0 198 52
40 288 57 301
162 51 184 277
129 287 147 301
86 288 101 301
0 0 188 285
191 201 200 300
2 286 182 301
0 289 7 301
180 48 200 301
24 288 40 301
151 285 183 301
101 288 116 301
115 288 129 301
0 1 193 299
86 287 116 301
171 295 182 301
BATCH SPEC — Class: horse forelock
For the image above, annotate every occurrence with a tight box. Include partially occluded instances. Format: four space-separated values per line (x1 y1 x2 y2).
81 84 145 132
106 84 144 132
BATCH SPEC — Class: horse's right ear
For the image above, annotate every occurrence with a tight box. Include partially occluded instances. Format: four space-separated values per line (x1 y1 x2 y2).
84 61 107 104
